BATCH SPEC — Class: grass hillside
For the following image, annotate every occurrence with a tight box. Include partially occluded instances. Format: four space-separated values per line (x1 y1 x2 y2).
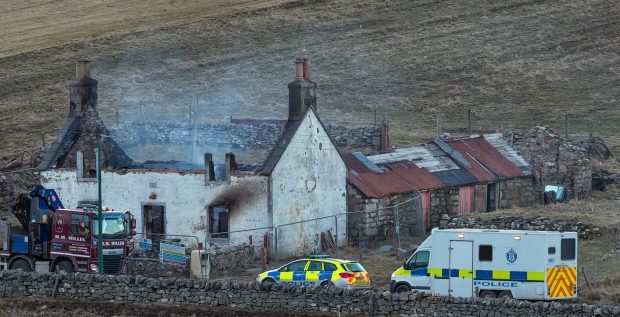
1 0 619 158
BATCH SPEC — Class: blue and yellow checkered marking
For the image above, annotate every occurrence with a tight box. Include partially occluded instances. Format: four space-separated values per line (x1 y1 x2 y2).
263 270 335 282
395 267 544 282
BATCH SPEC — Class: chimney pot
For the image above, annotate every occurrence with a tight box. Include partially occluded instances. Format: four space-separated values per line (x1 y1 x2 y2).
302 59 310 80
204 153 215 181
225 153 236 182
76 60 91 79
295 59 304 80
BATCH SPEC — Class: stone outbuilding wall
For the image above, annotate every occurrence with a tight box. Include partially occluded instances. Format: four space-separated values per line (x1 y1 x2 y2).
347 185 421 246
506 127 591 199
1 271 619 316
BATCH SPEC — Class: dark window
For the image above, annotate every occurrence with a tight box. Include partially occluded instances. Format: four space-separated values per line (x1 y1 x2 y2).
208 205 229 239
479 245 493 261
307 261 322 271
70 214 90 235
324 262 337 271
548 247 556 255
561 239 576 260
343 262 366 272
281 261 307 272
407 251 430 269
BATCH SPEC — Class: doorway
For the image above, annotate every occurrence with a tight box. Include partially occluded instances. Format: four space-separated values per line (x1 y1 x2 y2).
143 204 165 235
486 183 497 212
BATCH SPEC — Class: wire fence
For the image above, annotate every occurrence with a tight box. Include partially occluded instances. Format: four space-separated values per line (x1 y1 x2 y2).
579 246 620 291
127 232 203 279
203 195 422 274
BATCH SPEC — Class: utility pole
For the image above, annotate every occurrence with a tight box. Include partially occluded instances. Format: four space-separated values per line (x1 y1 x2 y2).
565 114 569 140
468 108 473 136
97 141 103 275
436 114 441 138
374 106 378 126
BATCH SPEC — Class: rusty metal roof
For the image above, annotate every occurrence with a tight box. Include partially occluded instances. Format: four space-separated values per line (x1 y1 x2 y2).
443 137 524 182
483 133 532 175
345 153 445 198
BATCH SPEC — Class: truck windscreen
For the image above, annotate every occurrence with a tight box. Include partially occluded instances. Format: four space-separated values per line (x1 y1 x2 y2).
92 216 128 238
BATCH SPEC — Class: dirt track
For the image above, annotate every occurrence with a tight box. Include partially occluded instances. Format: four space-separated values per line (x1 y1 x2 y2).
0 297 354 317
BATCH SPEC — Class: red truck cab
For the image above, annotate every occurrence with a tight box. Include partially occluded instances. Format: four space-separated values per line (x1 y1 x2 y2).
50 209 136 274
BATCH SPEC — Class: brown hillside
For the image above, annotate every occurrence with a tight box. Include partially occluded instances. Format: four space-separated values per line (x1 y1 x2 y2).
1 0 619 157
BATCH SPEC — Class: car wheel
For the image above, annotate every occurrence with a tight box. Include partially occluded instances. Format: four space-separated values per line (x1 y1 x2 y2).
320 281 332 288
9 259 32 272
498 291 513 299
55 260 74 273
261 278 276 289
480 290 497 299
395 283 412 293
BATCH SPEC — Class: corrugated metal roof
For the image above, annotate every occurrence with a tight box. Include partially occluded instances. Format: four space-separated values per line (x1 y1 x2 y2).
483 133 532 175
443 137 525 182
345 153 445 198
431 169 478 187
367 145 461 172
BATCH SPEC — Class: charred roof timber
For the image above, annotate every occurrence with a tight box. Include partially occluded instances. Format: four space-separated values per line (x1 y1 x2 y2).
288 59 316 121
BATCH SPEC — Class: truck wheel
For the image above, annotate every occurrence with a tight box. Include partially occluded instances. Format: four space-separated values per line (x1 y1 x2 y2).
479 290 497 299
9 259 32 272
395 283 412 293
498 291 513 299
55 261 74 273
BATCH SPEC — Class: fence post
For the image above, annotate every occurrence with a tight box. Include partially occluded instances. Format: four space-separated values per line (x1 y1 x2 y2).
274 227 279 267
334 215 339 258
395 206 401 249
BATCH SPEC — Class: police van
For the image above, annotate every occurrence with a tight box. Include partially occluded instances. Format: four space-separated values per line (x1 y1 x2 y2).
390 228 578 300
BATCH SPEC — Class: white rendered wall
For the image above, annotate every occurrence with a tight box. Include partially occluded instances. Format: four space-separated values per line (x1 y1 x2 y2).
270 110 348 257
40 170 270 246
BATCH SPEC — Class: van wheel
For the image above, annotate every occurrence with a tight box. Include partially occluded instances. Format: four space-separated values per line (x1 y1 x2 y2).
395 284 412 293
479 290 497 299
9 259 32 272
498 291 513 299
320 281 332 288
54 261 74 273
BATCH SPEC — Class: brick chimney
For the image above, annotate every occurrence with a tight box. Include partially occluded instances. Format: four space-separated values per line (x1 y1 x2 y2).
69 60 98 116
288 59 316 121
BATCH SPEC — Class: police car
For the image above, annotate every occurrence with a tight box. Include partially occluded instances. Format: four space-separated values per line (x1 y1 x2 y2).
257 256 371 289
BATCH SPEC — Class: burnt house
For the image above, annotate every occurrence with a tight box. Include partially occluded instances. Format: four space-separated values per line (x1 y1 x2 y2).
346 135 539 243
40 59 347 257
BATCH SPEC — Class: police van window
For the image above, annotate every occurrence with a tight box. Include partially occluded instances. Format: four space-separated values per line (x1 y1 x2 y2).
307 261 322 271
548 247 556 255
411 251 430 269
561 238 576 260
282 261 308 272
324 262 337 271
479 245 493 262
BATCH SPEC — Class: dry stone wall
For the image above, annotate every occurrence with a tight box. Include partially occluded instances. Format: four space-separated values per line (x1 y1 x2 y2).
439 214 602 239
1 271 619 316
